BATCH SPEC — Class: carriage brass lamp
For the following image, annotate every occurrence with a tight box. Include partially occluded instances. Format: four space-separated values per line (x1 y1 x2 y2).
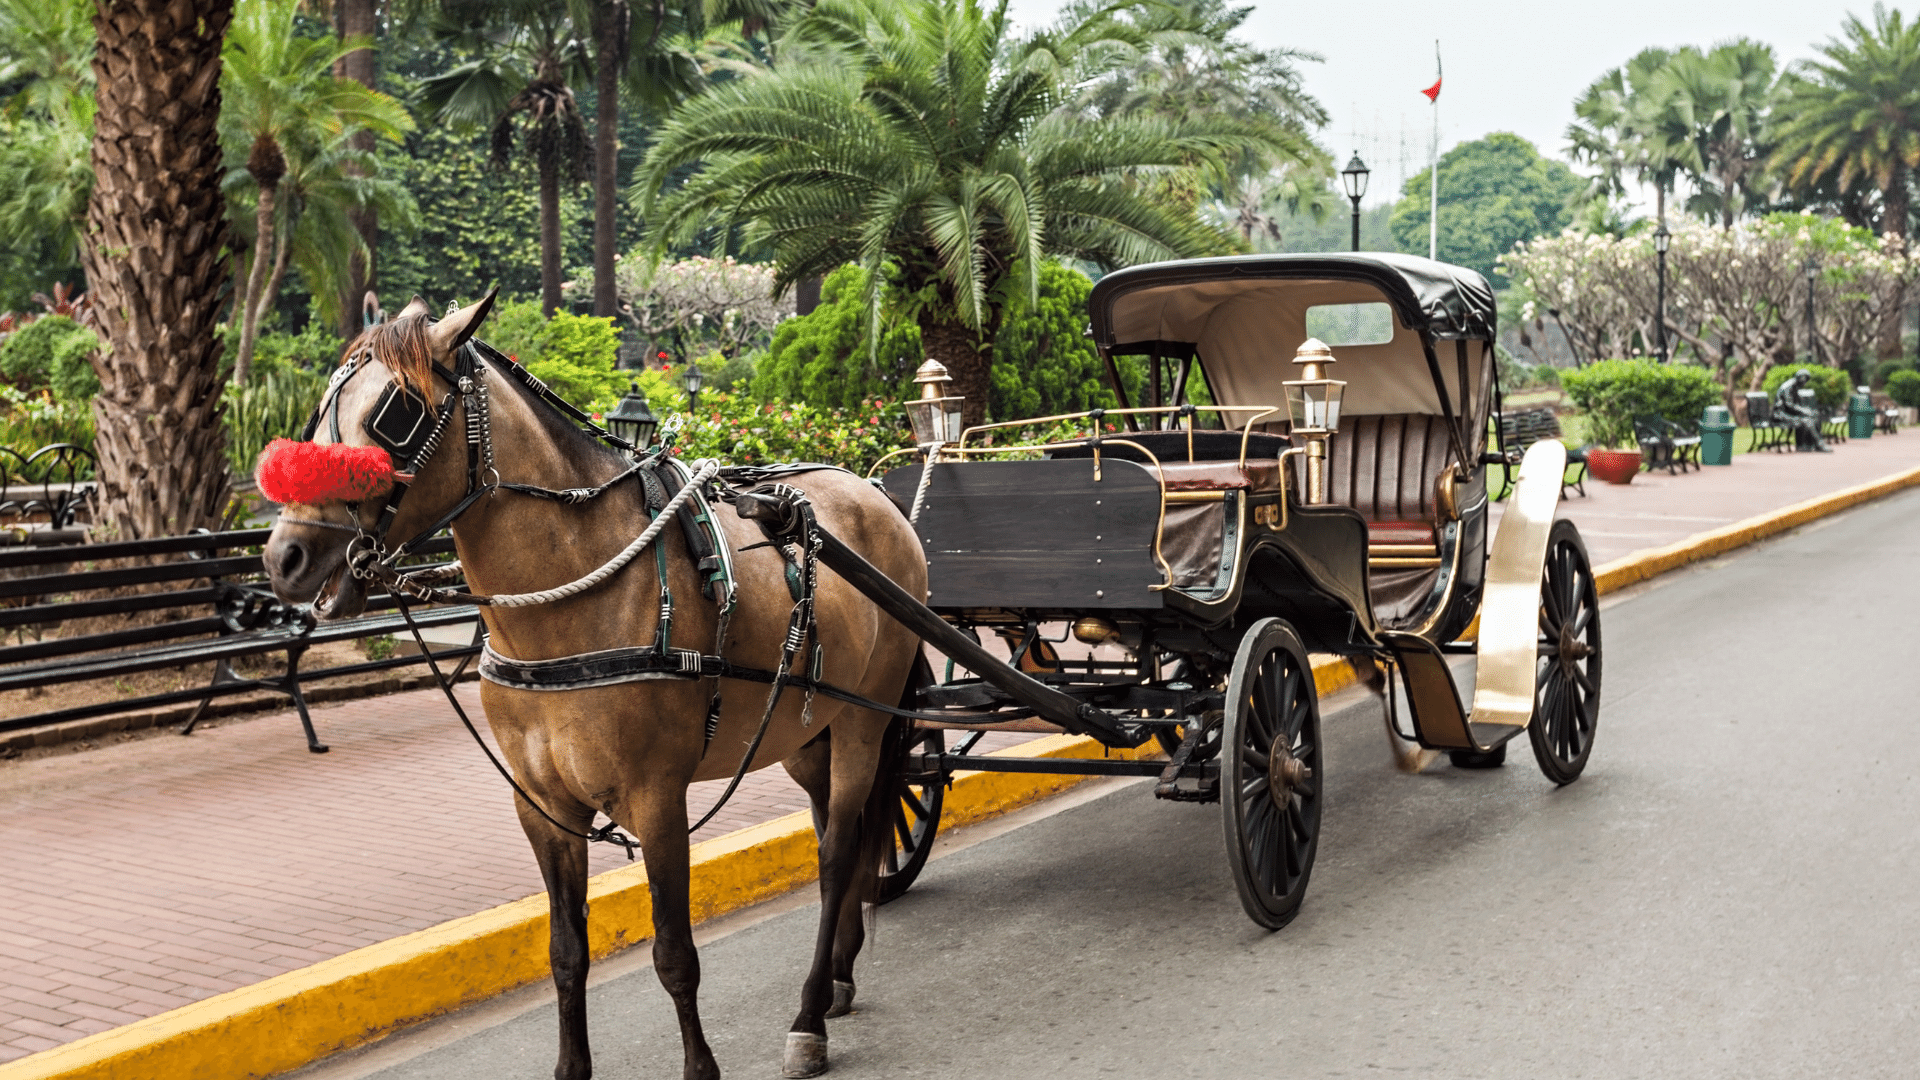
906 359 965 450
1284 338 1345 504
606 382 659 453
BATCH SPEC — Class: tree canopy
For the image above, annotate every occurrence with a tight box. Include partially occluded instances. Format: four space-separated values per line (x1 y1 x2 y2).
1391 133 1582 281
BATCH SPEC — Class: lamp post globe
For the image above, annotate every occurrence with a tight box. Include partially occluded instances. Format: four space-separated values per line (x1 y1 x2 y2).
607 382 658 452
1653 223 1671 362
682 360 705 411
1341 153 1370 252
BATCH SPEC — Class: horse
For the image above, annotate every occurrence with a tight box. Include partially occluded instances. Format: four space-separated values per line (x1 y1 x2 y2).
260 293 927 1080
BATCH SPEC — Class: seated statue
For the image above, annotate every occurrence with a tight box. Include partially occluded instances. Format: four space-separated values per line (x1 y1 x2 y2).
1772 369 1831 452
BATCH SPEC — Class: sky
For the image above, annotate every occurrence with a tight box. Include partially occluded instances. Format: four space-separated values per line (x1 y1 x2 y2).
1004 0 1875 207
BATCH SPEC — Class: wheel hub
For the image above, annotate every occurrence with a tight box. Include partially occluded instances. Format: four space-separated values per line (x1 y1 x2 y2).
1267 735 1311 807
1558 622 1592 667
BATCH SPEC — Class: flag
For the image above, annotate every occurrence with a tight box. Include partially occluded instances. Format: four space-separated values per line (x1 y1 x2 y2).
1420 77 1441 102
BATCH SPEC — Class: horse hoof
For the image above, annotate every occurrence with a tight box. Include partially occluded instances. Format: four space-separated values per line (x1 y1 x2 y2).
782 1032 828 1078
825 979 856 1018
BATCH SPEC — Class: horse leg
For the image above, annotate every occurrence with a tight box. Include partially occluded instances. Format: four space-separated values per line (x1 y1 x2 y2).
629 791 720 1080
516 800 595 1080
781 731 859 1020
785 717 895 1078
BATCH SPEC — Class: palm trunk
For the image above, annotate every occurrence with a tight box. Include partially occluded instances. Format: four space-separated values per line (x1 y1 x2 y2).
592 0 627 319
921 317 988 427
539 146 563 317
336 0 378 337
234 176 279 386
81 0 235 539
254 223 296 338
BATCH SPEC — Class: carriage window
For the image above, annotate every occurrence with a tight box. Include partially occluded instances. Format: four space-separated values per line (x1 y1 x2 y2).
1304 302 1395 346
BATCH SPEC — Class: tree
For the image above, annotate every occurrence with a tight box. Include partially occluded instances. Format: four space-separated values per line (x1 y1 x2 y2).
1656 39 1779 228
1390 133 1582 280
569 253 793 360
422 0 593 317
82 0 236 538
1772 4 1920 359
220 0 413 383
332 0 380 340
0 0 96 310
1566 47 1697 230
638 0 1299 424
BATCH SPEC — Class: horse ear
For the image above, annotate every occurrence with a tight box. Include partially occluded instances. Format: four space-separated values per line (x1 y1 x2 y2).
427 288 499 358
396 295 431 321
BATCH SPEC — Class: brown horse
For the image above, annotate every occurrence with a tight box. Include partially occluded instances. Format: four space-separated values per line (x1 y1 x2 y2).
262 295 926 1079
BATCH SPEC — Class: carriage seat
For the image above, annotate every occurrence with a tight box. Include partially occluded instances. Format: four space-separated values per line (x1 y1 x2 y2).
1155 459 1281 493
1286 414 1458 561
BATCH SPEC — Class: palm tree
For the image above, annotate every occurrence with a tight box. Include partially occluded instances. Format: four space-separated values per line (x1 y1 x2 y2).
221 0 413 385
1773 5 1920 240
636 0 1300 423
1773 5 1920 360
422 0 593 317
1656 39 1779 228
81 0 235 538
1566 48 1697 230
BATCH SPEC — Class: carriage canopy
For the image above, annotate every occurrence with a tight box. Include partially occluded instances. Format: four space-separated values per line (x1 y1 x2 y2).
1087 253 1498 425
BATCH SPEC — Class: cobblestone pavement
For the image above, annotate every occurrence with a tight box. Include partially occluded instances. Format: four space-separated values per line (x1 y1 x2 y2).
1 430 1917 1062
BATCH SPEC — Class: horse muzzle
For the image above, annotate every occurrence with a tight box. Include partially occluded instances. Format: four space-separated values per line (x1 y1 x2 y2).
265 526 370 620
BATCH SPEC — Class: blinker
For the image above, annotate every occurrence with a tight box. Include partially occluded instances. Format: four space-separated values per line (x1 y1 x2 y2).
364 383 434 469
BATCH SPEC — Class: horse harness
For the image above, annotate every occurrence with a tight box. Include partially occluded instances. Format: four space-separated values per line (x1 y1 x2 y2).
292 334 865 849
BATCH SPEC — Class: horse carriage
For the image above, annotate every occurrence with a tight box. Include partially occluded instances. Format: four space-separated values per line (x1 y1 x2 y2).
859 252 1602 927
257 252 1599 1078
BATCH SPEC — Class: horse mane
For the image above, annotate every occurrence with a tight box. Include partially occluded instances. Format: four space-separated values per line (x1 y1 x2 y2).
339 314 438 402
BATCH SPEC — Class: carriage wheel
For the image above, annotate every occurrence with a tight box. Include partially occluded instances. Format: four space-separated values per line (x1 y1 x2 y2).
1221 618 1323 930
877 727 944 903
1529 519 1602 785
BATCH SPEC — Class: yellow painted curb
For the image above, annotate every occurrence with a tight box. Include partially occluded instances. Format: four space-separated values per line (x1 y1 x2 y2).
14 461 1913 1080
1591 462 1920 596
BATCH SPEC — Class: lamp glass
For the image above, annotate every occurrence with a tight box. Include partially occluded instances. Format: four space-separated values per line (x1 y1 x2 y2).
1653 224 1671 254
906 396 964 445
1284 379 1345 434
682 361 704 395
606 384 658 449
1341 153 1370 201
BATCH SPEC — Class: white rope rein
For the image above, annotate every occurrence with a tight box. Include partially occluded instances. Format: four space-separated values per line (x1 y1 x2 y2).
405 457 721 608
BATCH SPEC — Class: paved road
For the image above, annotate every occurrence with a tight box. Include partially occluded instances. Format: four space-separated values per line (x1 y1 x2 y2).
308 489 1920 1080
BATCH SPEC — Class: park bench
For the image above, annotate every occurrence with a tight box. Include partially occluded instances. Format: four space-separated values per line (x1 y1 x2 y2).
1636 416 1701 473
1743 392 1793 452
0 527 480 753
1496 406 1587 497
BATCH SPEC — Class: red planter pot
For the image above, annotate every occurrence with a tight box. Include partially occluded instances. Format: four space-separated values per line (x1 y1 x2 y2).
1586 448 1643 485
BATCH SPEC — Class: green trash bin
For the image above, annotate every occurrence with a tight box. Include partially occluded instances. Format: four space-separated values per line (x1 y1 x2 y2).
1849 387 1876 439
1700 405 1735 465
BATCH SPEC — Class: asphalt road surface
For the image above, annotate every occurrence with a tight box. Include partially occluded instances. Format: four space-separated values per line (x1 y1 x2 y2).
306 488 1920 1080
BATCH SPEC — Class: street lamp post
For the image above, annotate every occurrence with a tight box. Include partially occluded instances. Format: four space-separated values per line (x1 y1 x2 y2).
682 360 705 412
606 382 659 453
1804 257 1820 364
1340 153 1370 252
1653 223 1671 362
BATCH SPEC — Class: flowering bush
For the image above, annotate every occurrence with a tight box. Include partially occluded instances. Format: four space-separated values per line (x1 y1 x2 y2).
668 393 914 475
568 255 792 360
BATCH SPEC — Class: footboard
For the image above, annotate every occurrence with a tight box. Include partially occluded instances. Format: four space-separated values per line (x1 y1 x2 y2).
881 458 1166 610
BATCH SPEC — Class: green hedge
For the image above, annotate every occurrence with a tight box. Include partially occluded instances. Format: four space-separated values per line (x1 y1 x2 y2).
1759 365 1851 410
1887 370 1920 410
1561 358 1720 449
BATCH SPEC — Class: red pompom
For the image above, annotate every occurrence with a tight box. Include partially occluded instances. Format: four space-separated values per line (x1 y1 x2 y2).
255 440 397 505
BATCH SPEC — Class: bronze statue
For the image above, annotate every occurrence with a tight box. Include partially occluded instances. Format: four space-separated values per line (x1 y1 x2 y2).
1773 369 1831 452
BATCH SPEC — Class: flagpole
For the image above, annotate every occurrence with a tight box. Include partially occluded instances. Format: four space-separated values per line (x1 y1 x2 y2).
1429 41 1440 260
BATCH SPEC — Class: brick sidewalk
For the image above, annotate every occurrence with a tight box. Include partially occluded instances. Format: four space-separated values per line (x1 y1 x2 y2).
0 683 1030 1063
1 430 1917 1063
1493 429 1920 566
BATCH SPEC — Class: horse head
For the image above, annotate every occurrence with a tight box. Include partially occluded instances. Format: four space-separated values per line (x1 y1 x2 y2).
261 291 495 619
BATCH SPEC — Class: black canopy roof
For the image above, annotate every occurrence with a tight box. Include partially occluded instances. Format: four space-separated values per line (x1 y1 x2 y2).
1087 252 1498 351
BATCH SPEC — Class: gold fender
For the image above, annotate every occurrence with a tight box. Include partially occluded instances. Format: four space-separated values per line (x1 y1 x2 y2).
1466 438 1567 734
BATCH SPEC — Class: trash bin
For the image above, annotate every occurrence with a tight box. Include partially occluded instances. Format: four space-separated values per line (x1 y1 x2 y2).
1849 386 1876 439
1700 405 1735 466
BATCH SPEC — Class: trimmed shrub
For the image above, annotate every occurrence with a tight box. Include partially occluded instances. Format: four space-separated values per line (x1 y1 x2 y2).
1760 365 1851 410
755 265 922 409
1886 369 1920 411
0 315 100 401
1561 358 1720 449
671 392 913 475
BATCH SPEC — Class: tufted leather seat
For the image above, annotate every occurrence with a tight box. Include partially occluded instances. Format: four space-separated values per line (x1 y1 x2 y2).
1323 414 1455 522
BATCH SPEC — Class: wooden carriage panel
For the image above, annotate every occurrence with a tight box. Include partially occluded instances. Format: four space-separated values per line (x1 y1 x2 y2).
882 459 1165 610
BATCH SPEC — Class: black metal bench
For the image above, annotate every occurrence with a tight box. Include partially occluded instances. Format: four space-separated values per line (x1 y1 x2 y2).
1743 392 1792 452
0 528 479 752
1496 407 1587 497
